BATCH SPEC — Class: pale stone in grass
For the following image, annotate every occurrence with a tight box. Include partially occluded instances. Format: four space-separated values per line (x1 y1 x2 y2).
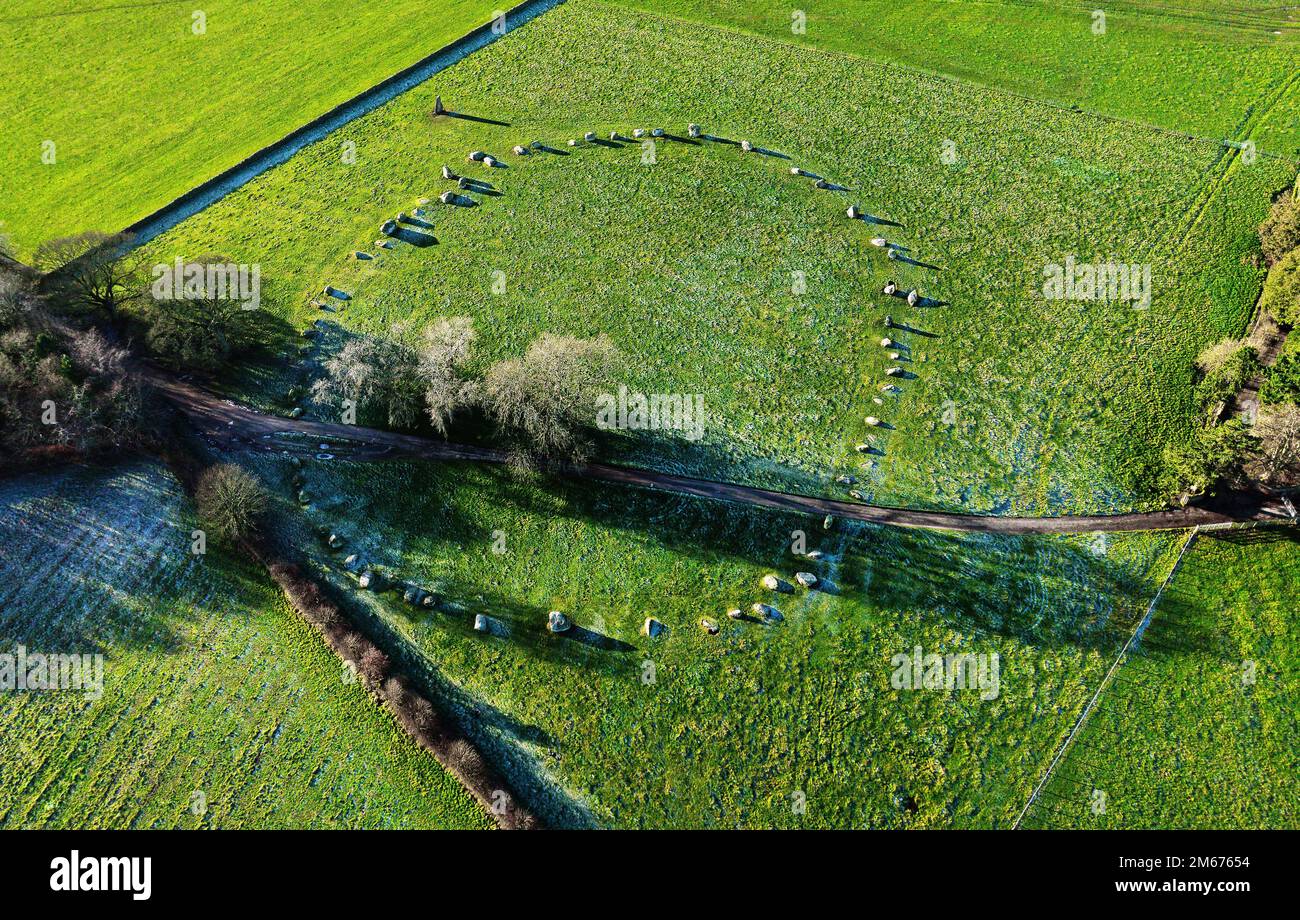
726 608 742 620
865 416 881 426
847 204 861 219
474 614 489 632
641 617 665 638
513 145 528 156
468 150 486 162
700 618 719 634
795 572 818 588
752 602 782 623
548 610 571 633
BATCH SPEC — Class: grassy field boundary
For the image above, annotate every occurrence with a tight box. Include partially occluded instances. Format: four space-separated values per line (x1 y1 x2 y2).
1012 524 1202 828
115 0 564 251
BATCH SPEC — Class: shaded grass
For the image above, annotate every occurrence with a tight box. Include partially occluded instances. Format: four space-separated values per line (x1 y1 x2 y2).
0 461 490 829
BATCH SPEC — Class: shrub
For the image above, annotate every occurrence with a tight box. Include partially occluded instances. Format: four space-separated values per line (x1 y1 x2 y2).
358 646 391 685
1195 337 1243 376
1250 404 1300 485
1261 352 1300 405
1163 419 1259 497
1259 191 1300 267
194 464 266 542
1259 247 1300 327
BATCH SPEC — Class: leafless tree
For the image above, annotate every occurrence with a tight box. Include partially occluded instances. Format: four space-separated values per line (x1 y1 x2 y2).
33 231 146 319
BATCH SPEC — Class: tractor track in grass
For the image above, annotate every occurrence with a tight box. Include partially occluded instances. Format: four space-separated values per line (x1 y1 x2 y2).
150 371 1298 535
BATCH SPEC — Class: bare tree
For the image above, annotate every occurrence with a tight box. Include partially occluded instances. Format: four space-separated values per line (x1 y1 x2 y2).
312 325 424 428
1250 404 1300 485
33 231 146 319
418 316 477 434
481 333 622 465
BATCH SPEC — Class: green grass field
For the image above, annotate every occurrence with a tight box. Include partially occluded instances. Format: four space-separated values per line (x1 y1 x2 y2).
1028 530 1300 829
613 0 1300 155
0 461 491 829
0 0 502 257
140 0 1292 515
252 451 1183 827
